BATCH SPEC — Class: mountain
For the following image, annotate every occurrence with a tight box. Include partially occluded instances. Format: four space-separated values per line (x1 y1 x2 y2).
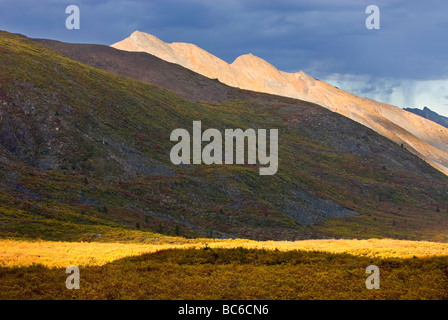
112 31 448 176
1 31 448 243
404 107 448 129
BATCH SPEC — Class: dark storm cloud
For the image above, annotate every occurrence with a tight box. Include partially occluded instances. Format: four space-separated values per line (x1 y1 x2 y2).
1 0 448 80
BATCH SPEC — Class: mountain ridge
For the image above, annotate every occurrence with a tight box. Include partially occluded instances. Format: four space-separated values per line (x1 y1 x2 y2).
112 31 448 176
404 107 448 129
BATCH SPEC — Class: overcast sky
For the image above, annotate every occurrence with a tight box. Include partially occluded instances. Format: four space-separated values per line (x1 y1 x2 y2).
1 0 448 116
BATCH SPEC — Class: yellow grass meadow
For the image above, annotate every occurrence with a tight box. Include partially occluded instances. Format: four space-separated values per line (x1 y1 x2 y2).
1 238 448 268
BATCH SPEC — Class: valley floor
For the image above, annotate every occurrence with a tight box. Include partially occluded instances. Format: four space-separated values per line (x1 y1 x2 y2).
1 238 447 299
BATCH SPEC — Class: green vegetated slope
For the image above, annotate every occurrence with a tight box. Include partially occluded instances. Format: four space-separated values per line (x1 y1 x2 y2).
0 30 448 242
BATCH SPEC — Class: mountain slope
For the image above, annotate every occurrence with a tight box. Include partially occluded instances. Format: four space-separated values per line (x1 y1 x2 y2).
31 38 236 105
405 107 448 129
1 31 448 242
112 31 448 175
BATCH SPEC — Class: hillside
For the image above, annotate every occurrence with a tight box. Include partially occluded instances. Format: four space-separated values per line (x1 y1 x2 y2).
111 31 448 176
31 37 237 105
405 107 448 129
1 30 448 242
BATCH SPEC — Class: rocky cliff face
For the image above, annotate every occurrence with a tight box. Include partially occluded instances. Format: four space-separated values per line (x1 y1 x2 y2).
112 31 448 175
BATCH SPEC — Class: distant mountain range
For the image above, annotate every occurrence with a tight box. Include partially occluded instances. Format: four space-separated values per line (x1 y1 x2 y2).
404 107 448 129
